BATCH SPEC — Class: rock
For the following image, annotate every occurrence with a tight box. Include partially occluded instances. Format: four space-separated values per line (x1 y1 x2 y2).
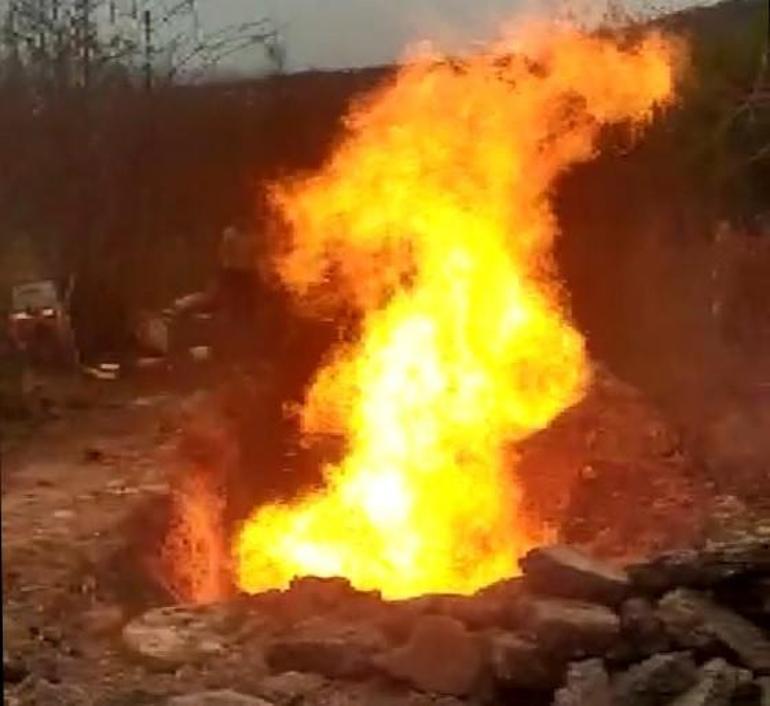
611 652 698 706
520 545 630 605
288 576 366 608
52 509 75 521
95 688 166 706
667 659 749 706
256 672 326 704
31 679 91 706
167 691 273 706
552 659 612 706
620 597 670 656
628 538 770 593
266 616 387 678
3 650 28 684
714 576 770 624
81 604 126 637
83 446 107 463
657 589 770 673
122 605 240 670
276 577 380 625
293 680 467 706
421 593 509 630
486 630 557 689
375 615 484 696
383 591 511 641
758 677 770 706
657 590 716 650
519 597 620 658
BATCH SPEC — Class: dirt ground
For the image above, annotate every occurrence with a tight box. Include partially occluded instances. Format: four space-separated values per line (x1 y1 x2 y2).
2 369 767 706
1 378 191 705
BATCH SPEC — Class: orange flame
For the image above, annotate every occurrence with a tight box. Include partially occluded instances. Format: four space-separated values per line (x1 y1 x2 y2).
235 25 678 599
161 470 230 604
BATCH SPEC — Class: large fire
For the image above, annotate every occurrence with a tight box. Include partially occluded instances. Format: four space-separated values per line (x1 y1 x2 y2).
234 26 678 599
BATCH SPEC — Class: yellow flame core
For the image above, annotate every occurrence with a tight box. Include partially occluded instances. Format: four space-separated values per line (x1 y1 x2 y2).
235 27 678 599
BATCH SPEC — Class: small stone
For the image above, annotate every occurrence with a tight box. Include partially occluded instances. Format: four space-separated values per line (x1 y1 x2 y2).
611 652 698 706
167 691 273 706
758 677 770 706
3 650 28 684
83 447 106 463
521 545 630 605
552 659 612 706
375 615 484 696
32 679 90 706
486 630 557 689
256 672 326 704
520 597 620 658
81 604 125 637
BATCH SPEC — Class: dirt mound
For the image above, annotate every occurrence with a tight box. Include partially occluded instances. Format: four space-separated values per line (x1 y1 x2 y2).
516 366 711 561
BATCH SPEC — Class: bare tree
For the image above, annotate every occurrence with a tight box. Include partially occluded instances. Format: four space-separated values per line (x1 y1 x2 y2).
0 0 284 93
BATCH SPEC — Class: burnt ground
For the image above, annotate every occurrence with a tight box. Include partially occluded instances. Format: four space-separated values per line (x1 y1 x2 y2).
2 369 768 705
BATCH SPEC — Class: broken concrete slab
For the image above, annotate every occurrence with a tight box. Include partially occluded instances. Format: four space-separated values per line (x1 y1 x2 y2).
611 652 698 706
122 605 241 670
486 629 558 689
552 659 612 706
657 589 770 673
657 589 717 650
519 597 620 657
628 538 770 593
265 616 387 679
520 545 630 605
667 659 750 706
620 597 670 657
375 615 484 696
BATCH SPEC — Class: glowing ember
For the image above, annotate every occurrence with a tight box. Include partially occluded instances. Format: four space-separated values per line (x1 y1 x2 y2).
235 25 678 599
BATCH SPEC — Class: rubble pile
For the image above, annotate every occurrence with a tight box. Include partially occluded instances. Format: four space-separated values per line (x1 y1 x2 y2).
112 540 770 706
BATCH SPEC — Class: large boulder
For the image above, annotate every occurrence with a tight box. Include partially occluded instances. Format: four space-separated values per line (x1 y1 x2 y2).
611 652 698 706
519 597 620 658
520 545 630 605
375 615 485 696
552 659 612 706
